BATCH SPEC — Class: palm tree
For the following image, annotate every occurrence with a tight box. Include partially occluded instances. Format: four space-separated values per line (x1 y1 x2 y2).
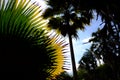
42 0 120 79
43 1 93 79
0 0 67 79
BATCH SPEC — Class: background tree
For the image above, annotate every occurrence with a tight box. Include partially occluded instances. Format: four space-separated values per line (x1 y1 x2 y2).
43 0 93 79
74 0 120 79
89 26 120 80
53 71 73 80
0 0 67 80
43 0 120 79
78 49 97 72
78 49 98 80
78 25 120 80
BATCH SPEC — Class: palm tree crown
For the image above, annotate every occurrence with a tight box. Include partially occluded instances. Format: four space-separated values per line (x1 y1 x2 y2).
43 0 93 37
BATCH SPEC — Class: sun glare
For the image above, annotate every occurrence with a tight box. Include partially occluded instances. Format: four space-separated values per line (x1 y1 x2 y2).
31 0 47 9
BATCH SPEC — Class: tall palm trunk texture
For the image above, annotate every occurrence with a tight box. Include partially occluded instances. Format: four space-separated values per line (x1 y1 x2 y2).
68 34 78 80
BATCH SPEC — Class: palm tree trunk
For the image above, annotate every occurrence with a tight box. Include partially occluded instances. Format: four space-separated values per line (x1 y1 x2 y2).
68 34 78 80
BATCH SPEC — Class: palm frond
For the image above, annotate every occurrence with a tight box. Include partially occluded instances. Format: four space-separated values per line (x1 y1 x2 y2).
0 0 68 79
47 33 69 77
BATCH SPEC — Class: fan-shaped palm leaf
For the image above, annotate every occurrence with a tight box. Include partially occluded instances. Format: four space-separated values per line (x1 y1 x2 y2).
0 0 67 80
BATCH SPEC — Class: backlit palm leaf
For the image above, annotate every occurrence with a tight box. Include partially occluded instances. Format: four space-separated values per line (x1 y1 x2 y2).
0 0 67 79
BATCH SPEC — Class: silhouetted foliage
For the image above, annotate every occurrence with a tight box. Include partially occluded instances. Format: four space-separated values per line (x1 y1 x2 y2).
43 0 93 37
78 25 120 80
74 0 120 79
53 71 73 80
89 26 120 80
43 0 120 79
43 0 93 79
78 49 97 72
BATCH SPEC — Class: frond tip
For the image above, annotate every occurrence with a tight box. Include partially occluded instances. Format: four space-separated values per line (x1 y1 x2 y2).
48 33 69 76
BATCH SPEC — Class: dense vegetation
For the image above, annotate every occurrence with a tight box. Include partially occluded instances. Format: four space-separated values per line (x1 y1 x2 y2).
0 0 120 80
43 0 120 80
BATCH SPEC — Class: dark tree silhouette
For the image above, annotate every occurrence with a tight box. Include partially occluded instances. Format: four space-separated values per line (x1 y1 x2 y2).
43 0 120 79
78 25 120 80
76 0 120 79
78 49 97 72
43 0 93 79
89 26 120 80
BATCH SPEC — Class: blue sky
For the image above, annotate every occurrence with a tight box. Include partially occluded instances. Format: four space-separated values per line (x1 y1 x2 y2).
32 0 103 73
72 16 102 67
